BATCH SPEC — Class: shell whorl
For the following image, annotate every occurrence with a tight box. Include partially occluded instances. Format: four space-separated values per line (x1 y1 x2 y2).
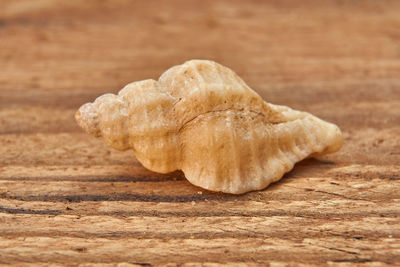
75 102 101 137
76 59 343 194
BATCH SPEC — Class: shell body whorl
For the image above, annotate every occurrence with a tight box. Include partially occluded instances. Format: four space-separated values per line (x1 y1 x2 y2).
76 60 343 194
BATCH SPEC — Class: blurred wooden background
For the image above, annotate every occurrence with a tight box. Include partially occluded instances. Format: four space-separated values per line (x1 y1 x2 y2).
0 0 399 265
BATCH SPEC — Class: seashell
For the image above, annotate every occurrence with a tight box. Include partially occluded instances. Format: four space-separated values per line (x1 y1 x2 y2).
75 60 343 194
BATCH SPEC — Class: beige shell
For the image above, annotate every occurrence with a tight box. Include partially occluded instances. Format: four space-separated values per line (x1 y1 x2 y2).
75 60 343 194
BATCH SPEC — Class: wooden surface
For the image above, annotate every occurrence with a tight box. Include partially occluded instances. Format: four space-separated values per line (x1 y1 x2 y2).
1 0 400 265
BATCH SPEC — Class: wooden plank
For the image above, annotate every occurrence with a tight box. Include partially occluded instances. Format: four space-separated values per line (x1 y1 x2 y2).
1 1 400 92
0 197 399 217
0 213 399 240
0 177 398 202
0 236 398 265
0 163 399 204
1 0 400 265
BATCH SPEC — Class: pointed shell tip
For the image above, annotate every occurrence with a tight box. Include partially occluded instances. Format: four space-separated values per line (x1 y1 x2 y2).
75 103 101 137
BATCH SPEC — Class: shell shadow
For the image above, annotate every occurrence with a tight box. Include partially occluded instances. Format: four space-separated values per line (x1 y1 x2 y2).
266 158 336 191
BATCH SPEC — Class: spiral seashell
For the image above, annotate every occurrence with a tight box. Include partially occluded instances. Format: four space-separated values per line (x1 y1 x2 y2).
76 60 343 194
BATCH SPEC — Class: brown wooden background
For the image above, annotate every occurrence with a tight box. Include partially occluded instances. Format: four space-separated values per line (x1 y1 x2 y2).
0 0 399 265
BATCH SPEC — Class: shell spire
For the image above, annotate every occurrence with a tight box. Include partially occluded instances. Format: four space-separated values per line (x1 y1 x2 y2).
76 60 343 194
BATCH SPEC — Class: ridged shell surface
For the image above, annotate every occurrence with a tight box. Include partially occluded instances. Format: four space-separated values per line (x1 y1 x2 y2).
76 60 343 194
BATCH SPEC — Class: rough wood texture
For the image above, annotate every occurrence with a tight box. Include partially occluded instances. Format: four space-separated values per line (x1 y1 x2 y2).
0 0 399 265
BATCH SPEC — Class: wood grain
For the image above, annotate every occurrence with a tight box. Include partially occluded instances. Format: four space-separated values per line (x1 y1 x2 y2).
0 0 399 265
